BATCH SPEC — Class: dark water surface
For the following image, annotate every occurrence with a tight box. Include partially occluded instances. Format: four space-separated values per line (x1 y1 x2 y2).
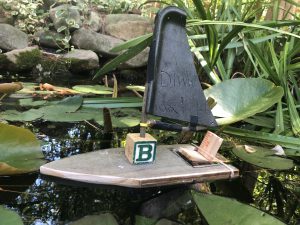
1 122 196 225
0 75 198 225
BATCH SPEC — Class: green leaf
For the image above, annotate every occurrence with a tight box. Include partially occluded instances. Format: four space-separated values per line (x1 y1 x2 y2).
232 145 294 170
0 109 43 122
191 191 286 225
0 123 45 175
82 102 143 109
247 41 275 77
189 40 221 84
0 206 23 225
57 25 67 33
83 97 142 104
191 34 280 52
43 108 101 122
126 85 145 92
1 96 142 124
187 20 300 39
68 213 119 225
287 89 300 136
19 99 48 107
41 96 83 116
284 148 300 158
72 85 113 95
274 100 284 134
212 17 254 66
223 126 300 149
111 33 153 53
94 35 152 79
204 78 284 125
1 96 83 122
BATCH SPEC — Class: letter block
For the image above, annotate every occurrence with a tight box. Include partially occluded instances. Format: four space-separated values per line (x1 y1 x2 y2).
125 133 157 164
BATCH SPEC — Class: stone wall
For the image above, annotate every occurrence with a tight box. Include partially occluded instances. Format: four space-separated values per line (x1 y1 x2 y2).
0 2 153 84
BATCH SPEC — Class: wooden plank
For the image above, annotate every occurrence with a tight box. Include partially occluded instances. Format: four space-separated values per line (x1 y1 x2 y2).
40 144 239 188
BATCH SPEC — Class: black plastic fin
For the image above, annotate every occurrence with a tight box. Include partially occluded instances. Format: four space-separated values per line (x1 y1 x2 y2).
145 6 217 127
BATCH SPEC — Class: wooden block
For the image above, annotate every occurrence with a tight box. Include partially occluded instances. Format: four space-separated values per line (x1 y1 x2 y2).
125 133 157 164
178 146 208 163
197 131 223 161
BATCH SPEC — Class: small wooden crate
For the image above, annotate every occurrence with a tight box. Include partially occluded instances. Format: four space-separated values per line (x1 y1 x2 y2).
125 133 157 164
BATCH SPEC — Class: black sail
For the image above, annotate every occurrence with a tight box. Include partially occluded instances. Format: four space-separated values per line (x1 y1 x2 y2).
145 7 217 127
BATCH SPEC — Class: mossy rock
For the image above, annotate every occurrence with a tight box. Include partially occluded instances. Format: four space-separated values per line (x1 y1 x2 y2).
31 52 72 83
4 46 42 72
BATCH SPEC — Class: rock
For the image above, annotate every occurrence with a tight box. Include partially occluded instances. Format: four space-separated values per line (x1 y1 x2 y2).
139 189 191 220
104 14 153 40
155 219 182 225
120 47 149 69
49 4 82 32
105 13 151 24
62 49 99 72
85 11 103 32
0 24 28 51
32 51 72 84
0 17 14 25
4 46 41 71
35 30 65 49
71 28 123 56
119 69 146 84
0 7 14 25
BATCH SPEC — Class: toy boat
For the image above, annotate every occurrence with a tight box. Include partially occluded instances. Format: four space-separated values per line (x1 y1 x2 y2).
40 6 239 188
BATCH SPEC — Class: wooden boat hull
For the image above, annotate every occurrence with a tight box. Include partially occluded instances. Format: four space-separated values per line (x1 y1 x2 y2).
40 145 239 188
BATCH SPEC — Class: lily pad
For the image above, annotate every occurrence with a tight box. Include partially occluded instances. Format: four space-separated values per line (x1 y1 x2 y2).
111 108 141 127
233 145 294 170
0 205 23 225
19 98 48 107
82 97 143 109
204 78 284 125
191 191 285 225
72 85 113 95
0 96 83 122
68 213 119 225
1 96 142 127
44 108 102 122
0 109 43 122
0 123 45 175
16 82 79 95
42 96 83 114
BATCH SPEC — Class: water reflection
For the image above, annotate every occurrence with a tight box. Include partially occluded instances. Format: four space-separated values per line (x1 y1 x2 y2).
3 122 194 225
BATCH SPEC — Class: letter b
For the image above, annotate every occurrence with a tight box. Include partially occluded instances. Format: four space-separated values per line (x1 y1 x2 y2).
134 142 156 163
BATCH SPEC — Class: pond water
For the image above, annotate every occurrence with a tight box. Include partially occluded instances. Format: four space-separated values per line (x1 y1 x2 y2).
0 74 194 225
1 115 198 225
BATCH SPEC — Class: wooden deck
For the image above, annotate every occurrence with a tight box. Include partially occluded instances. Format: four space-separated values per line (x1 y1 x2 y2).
40 144 239 188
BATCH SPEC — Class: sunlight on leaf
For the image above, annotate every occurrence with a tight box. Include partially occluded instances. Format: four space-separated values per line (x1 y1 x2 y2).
126 85 145 92
0 123 45 175
204 78 284 125
72 85 113 95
